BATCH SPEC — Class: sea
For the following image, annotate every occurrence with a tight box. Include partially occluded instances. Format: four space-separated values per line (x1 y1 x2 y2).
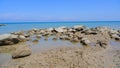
0 21 120 34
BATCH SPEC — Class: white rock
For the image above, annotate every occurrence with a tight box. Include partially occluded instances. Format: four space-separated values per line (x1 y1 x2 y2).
109 30 119 34
73 25 84 29
19 35 26 39
55 26 67 32
47 28 54 31
0 34 18 40
81 38 91 45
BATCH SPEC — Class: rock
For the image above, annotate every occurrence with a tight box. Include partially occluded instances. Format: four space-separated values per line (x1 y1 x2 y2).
42 33 49 36
70 37 79 42
111 34 120 41
59 36 68 40
73 25 86 31
11 31 24 35
47 28 54 32
55 26 67 33
24 34 30 38
40 29 46 34
52 37 58 40
0 38 19 45
96 40 108 48
84 29 98 35
18 35 27 41
118 30 120 33
0 34 17 40
32 28 38 31
12 46 31 59
81 38 91 45
109 29 119 35
0 34 28 45
0 34 19 45
95 26 110 32
36 35 41 38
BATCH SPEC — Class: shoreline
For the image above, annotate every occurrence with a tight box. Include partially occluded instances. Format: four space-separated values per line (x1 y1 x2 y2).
0 25 120 68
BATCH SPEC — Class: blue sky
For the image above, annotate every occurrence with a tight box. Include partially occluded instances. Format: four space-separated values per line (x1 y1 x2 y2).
0 0 120 22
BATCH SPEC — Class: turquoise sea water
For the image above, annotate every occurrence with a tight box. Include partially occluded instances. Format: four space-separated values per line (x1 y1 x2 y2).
0 21 120 34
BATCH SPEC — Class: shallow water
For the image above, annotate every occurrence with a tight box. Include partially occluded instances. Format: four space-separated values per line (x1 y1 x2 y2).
0 38 120 66
0 38 82 66
29 37 82 53
0 53 11 66
110 40 120 50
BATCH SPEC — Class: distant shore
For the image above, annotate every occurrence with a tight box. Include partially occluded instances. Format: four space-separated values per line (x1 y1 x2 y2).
0 25 120 68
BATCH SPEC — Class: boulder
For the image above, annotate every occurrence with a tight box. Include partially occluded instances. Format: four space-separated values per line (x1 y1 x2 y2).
109 29 119 35
12 46 31 59
47 28 54 32
0 34 17 40
73 25 86 31
18 35 27 41
55 26 67 33
36 35 41 38
0 34 28 45
0 34 19 45
111 34 120 41
81 38 91 45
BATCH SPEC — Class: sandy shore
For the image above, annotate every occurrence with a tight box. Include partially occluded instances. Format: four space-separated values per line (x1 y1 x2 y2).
0 25 120 68
1 45 120 68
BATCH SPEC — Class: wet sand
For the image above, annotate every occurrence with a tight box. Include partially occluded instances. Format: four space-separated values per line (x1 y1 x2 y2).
1 43 120 68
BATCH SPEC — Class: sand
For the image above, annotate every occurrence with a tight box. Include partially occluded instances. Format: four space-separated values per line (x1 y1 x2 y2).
1 44 120 68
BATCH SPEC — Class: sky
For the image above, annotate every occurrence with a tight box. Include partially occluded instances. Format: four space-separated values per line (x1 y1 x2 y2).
0 0 120 22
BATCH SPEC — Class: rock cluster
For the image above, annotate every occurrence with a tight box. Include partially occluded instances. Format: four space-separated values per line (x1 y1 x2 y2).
0 25 119 59
0 33 29 46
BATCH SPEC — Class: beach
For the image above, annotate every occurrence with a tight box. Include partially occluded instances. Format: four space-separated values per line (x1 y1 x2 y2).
0 23 120 68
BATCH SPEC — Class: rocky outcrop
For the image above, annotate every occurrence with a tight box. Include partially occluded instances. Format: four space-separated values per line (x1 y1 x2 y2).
0 34 28 46
111 34 120 41
12 46 31 59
